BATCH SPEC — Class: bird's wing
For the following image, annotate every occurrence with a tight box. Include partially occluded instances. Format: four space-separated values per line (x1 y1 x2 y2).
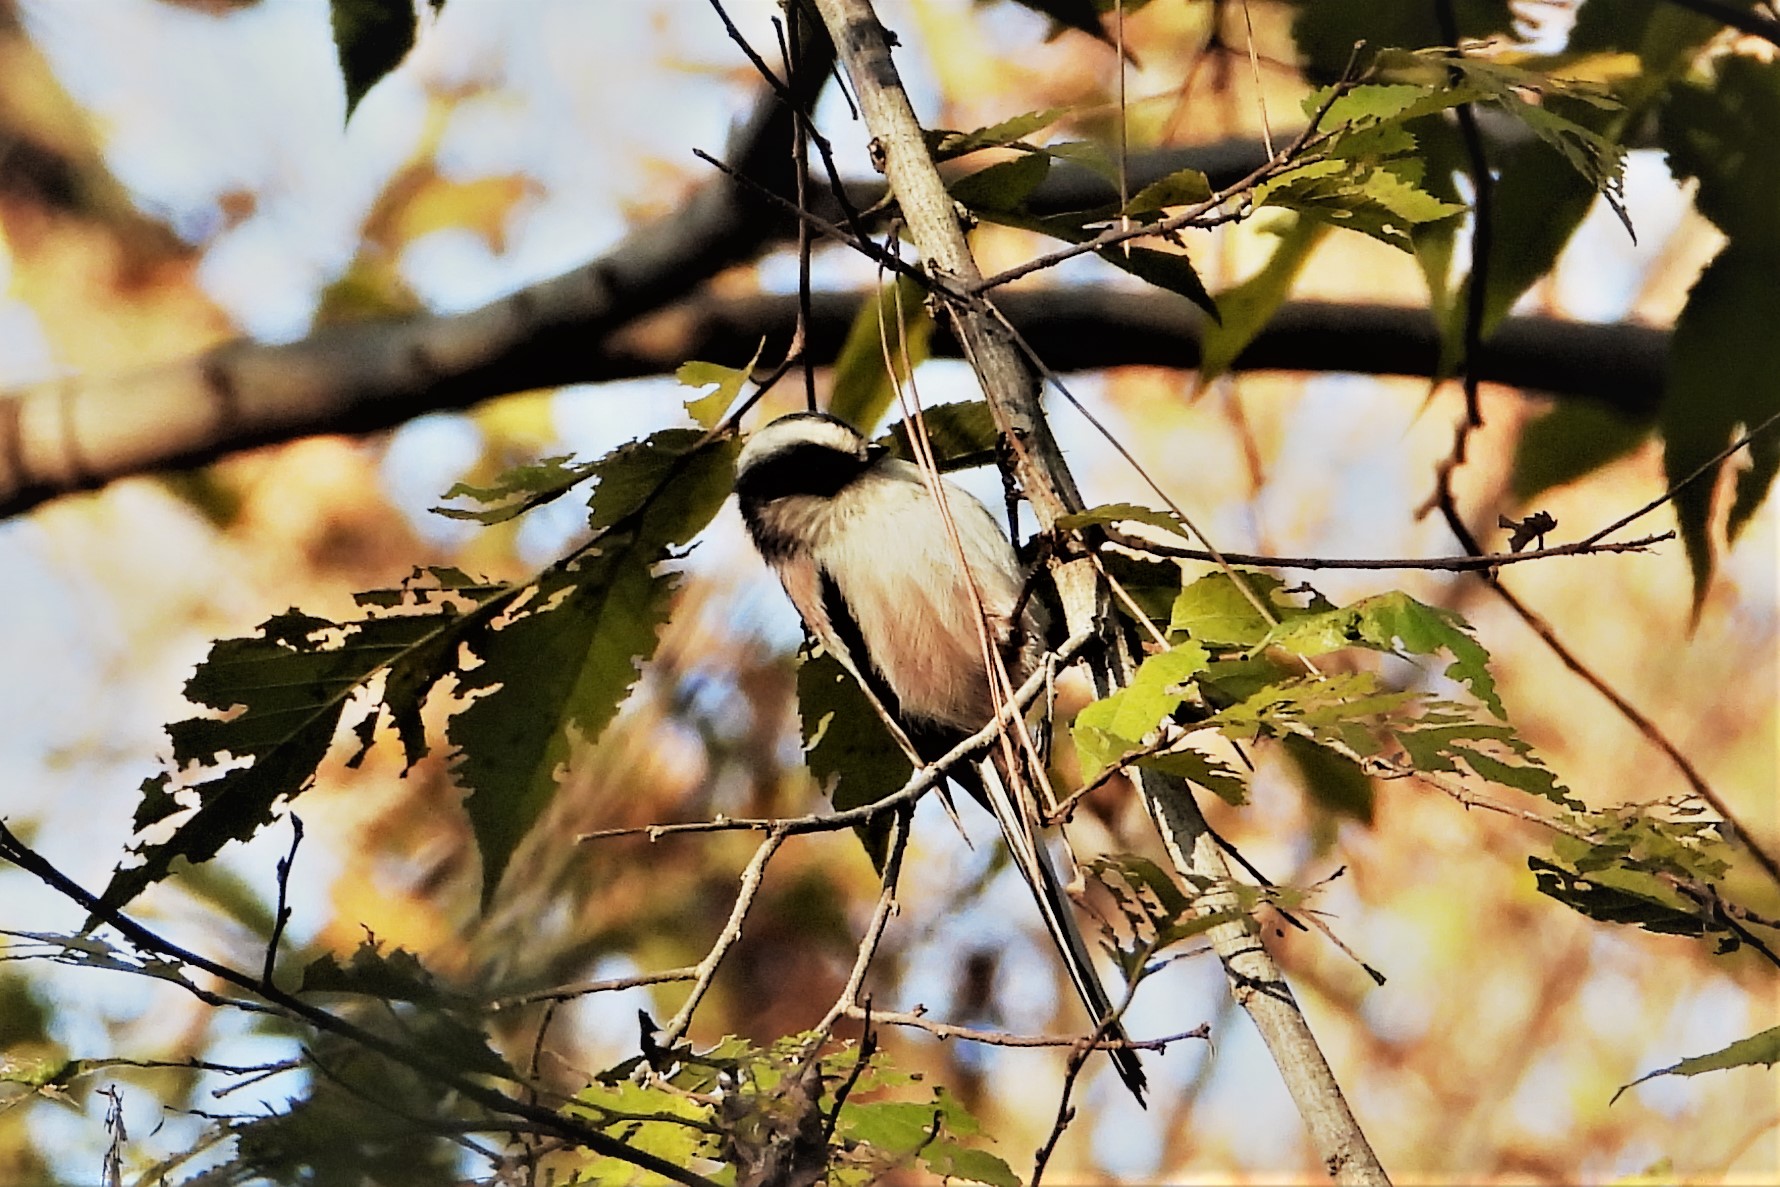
975 754 1148 1103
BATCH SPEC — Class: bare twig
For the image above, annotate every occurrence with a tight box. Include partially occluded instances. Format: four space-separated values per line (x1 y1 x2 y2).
489 965 700 1011
662 829 789 1044
840 1005 1209 1052
577 631 1095 844
1578 408 1780 548
814 811 910 1039
263 814 303 990
0 821 722 1187
1102 527 1676 571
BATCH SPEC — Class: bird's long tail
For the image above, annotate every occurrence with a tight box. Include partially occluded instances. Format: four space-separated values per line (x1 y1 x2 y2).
974 755 1148 1104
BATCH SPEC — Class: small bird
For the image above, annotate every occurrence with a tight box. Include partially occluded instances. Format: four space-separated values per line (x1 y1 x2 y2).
734 410 1146 1102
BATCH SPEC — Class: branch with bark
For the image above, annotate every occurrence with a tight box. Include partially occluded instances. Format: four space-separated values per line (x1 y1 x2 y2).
0 284 1668 520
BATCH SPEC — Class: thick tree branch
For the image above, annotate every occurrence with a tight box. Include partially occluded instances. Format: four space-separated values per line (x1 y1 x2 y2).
0 286 1667 519
0 24 835 518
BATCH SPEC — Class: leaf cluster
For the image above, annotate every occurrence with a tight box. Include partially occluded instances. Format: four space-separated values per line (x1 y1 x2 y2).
566 1033 1017 1187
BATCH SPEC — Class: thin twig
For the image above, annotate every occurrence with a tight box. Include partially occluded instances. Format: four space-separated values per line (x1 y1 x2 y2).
814 811 910 1039
840 1005 1209 1052
0 822 722 1187
1578 408 1780 547
263 814 303 990
971 72 1356 293
577 631 1095 844
662 829 789 1044
489 965 701 1011
1437 0 1493 430
1102 527 1676 571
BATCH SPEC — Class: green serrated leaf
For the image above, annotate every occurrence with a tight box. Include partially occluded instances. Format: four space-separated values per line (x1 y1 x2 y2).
1169 570 1300 649
1613 1026 1780 1104
433 455 600 525
450 558 668 901
951 151 1052 214
923 1143 1021 1187
830 278 933 433
1138 745 1249 805
1307 82 1434 126
877 400 1000 472
330 0 417 121
449 434 736 900
1529 856 1706 937
1041 138 1117 182
589 429 737 543
1100 243 1219 320
1056 501 1185 535
1259 158 1463 250
678 343 763 429
1261 591 1504 717
1072 643 1209 776
101 609 454 912
927 106 1072 161
1124 168 1212 216
1661 244 1780 610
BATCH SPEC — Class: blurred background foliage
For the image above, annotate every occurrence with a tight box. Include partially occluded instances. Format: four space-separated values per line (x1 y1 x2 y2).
0 0 1774 1183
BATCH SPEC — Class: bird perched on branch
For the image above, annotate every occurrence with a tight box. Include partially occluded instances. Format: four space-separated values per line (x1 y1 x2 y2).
734 410 1146 1103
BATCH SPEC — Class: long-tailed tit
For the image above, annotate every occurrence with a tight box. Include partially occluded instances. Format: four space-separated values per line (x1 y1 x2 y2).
734 411 1146 1102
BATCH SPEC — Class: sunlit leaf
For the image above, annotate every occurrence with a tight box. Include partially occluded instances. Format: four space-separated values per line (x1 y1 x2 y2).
1613 1026 1780 1104
1169 570 1311 650
678 343 763 430
1073 642 1209 777
433 455 600 524
1260 591 1504 717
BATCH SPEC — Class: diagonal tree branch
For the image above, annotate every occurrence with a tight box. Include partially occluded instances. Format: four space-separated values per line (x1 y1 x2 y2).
805 0 1390 1180
0 21 836 520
